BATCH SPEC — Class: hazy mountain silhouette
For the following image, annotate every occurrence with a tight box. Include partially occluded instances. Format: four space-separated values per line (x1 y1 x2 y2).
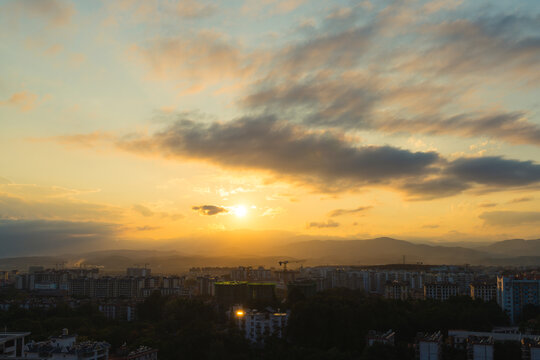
1 237 540 272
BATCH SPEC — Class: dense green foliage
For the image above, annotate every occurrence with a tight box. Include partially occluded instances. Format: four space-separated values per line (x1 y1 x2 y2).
0 288 512 360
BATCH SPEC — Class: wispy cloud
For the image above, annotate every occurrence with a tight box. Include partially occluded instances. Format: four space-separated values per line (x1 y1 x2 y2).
328 206 372 217
307 219 340 228
480 211 540 227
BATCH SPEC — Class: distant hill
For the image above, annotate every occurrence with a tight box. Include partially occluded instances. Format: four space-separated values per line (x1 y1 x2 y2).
478 239 540 257
1 237 540 272
282 237 489 265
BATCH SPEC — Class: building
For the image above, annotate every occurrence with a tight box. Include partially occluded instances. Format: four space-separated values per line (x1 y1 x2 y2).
366 330 395 347
417 332 442 360
497 275 540 324
233 307 288 344
385 281 410 300
196 276 216 296
522 337 540 360
98 302 137 321
424 283 459 301
110 346 158 360
231 267 273 282
466 336 493 360
126 268 151 278
23 329 109 360
0 332 30 358
470 282 497 302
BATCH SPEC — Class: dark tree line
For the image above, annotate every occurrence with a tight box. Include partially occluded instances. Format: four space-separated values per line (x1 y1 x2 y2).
0 288 510 360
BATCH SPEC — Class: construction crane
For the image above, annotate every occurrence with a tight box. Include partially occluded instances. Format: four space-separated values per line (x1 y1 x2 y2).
278 260 305 285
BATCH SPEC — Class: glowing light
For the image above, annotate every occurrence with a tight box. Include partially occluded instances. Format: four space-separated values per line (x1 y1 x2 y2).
236 310 245 317
233 205 248 218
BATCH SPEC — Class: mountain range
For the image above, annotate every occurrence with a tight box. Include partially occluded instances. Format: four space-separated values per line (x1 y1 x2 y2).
1 237 539 273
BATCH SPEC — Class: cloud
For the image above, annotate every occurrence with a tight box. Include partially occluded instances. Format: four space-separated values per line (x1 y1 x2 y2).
379 112 540 146
132 204 154 217
47 131 113 148
480 211 540 227
409 16 540 83
307 219 340 228
175 0 217 18
328 206 372 217
136 225 160 231
55 112 540 198
244 73 540 145
446 157 540 187
478 202 497 208
1 91 39 112
5 0 74 27
400 177 470 200
132 204 183 220
508 196 534 204
0 193 121 222
192 205 228 216
0 219 119 257
423 0 463 15
117 116 441 192
422 224 440 229
130 30 258 88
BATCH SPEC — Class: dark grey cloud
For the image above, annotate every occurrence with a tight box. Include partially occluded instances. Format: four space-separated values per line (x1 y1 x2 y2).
118 116 440 192
328 206 372 217
379 112 540 146
401 177 470 200
307 219 340 228
0 219 119 257
446 157 540 187
480 211 540 227
114 115 540 198
192 205 228 216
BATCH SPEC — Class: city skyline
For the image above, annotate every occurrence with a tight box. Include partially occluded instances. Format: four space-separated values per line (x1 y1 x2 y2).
1 0 540 256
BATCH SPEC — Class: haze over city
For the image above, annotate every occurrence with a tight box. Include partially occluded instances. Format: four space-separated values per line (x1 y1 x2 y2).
1 0 539 260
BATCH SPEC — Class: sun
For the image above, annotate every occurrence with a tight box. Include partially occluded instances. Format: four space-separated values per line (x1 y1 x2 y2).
233 205 248 218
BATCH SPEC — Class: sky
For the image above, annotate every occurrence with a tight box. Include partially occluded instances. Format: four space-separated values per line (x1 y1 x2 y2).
1 0 539 256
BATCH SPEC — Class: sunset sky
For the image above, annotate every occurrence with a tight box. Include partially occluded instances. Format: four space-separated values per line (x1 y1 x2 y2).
1 0 539 255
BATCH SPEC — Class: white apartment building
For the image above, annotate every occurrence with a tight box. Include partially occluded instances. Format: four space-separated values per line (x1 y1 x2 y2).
233 307 289 344
0 332 30 358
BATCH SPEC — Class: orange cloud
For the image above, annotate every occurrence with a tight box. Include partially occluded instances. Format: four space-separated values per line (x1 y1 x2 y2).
1 91 39 112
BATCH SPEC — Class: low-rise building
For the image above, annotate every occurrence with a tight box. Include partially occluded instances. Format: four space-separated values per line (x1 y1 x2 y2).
0 332 30 358
385 281 410 300
466 336 493 360
23 329 109 360
233 307 288 344
424 283 459 301
366 330 395 347
470 282 497 302
417 331 442 360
